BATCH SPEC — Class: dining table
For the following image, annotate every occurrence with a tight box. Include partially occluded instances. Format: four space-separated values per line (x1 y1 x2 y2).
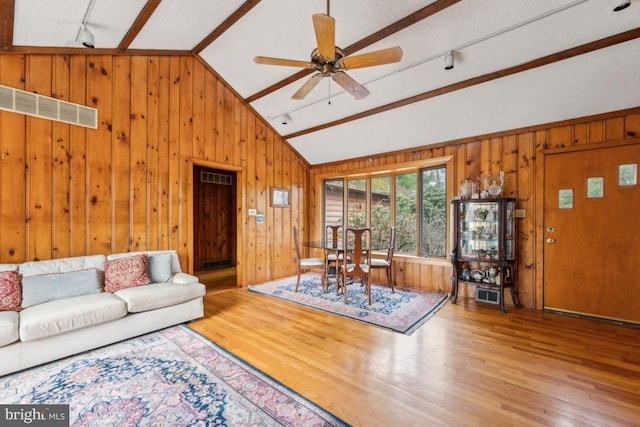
302 239 382 283
302 240 350 285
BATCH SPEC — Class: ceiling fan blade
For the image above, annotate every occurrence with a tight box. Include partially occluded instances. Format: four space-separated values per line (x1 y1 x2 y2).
338 46 403 70
292 73 324 99
332 71 369 100
312 13 335 59
254 56 315 68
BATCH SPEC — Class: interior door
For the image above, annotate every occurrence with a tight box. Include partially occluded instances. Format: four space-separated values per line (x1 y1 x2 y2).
543 142 640 323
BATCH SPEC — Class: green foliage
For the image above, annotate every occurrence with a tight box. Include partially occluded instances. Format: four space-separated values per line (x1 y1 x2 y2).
421 168 447 256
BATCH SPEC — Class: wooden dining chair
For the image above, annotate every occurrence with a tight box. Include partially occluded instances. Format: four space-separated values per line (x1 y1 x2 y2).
293 226 326 292
324 225 344 284
340 228 372 304
369 226 396 293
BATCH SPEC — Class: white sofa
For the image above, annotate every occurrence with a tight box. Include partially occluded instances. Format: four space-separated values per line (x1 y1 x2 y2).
0 250 206 376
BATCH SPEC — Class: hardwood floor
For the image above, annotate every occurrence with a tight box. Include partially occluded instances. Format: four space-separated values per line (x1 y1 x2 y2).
188 283 640 427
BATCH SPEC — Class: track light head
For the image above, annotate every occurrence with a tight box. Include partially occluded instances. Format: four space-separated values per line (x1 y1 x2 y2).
79 25 95 48
613 0 631 11
444 52 454 70
280 114 290 125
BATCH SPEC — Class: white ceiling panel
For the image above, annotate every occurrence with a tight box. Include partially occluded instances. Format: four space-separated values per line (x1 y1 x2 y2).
130 0 247 50
14 0 147 48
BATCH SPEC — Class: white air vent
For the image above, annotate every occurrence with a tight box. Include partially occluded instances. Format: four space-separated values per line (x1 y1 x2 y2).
201 171 232 185
0 84 98 129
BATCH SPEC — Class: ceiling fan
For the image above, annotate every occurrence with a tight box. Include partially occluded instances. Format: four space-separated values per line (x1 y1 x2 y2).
253 1 403 100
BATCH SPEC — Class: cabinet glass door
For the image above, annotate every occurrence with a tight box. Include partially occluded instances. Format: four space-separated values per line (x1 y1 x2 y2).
458 201 499 260
505 200 514 260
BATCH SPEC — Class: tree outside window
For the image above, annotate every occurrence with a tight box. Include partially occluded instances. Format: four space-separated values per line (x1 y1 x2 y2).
421 166 447 257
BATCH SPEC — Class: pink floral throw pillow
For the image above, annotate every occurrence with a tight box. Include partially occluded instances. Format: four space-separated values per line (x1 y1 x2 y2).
104 254 151 292
0 271 22 311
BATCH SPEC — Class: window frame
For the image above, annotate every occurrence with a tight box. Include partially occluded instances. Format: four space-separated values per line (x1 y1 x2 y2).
315 156 455 261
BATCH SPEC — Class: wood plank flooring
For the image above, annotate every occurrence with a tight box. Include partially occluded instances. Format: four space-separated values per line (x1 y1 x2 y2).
188 284 640 427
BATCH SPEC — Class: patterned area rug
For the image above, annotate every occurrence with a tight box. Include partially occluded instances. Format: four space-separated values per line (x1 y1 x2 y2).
248 273 449 334
0 325 348 427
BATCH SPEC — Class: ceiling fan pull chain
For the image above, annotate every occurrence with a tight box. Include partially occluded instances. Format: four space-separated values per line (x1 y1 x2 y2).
328 78 332 105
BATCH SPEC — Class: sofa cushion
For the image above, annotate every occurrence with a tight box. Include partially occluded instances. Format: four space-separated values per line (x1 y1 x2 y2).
0 311 19 346
104 254 150 292
0 271 22 311
114 282 206 313
21 268 101 309
147 253 173 283
172 272 200 285
19 255 106 277
0 264 18 272
19 293 128 342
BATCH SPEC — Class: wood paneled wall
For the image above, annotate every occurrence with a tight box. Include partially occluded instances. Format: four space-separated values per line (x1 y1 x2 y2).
309 108 640 309
2 51 638 306
0 53 308 287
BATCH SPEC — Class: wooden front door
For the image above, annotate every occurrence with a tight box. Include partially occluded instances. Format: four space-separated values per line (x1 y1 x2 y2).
543 142 640 323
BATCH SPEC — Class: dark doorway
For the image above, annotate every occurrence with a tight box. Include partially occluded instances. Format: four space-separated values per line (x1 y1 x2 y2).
192 165 237 291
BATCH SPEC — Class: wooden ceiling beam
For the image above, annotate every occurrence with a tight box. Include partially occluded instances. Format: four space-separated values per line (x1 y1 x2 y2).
192 0 261 55
118 0 162 51
0 0 14 51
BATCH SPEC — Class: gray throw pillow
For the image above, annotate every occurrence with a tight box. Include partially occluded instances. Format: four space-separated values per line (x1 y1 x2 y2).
21 268 101 308
147 253 173 283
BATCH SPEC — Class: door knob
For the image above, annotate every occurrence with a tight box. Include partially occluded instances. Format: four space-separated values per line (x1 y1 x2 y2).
546 238 555 244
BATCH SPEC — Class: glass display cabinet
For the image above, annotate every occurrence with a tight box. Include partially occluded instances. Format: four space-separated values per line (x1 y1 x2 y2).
450 198 520 313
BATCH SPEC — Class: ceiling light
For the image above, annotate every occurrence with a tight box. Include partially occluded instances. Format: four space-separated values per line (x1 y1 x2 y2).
444 52 454 70
75 0 97 48
78 25 95 48
280 114 290 125
613 0 631 11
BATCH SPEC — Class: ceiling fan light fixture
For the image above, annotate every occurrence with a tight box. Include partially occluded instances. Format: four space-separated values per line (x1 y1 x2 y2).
254 4 402 100
613 0 631 11
444 52 454 70
79 25 95 48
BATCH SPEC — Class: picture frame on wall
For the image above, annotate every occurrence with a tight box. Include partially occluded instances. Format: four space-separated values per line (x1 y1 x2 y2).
270 187 290 207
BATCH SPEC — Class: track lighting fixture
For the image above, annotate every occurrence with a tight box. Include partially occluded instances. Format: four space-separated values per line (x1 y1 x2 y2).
444 52 454 70
280 114 290 125
78 25 95 48
75 0 97 48
613 0 631 11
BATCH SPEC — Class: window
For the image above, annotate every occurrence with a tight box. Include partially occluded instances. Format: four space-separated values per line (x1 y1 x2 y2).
347 179 366 228
321 159 450 259
370 176 391 249
421 166 447 257
395 173 417 253
324 179 343 228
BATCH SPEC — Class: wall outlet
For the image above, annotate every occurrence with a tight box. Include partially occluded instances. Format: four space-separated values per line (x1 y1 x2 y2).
514 209 526 219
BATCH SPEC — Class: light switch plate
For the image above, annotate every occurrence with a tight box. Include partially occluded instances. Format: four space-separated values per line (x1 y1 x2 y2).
248 208 257 216
514 209 526 219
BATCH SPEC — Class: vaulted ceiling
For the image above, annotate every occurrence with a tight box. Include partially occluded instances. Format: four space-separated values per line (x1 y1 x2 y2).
4 0 640 164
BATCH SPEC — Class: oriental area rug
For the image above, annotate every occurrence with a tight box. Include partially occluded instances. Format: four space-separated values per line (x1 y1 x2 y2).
248 273 449 335
0 325 348 427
